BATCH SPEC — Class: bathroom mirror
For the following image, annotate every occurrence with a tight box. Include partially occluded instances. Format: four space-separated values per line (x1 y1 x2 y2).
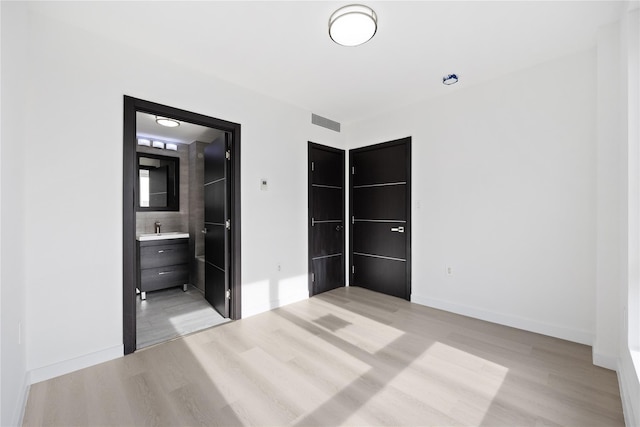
137 153 179 211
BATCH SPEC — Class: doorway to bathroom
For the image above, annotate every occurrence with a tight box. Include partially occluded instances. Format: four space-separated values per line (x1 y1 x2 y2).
123 97 241 354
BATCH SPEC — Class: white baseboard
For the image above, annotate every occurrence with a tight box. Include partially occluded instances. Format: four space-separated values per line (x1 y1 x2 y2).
618 351 640 427
29 344 123 384
12 374 30 427
618 366 636 427
412 294 593 346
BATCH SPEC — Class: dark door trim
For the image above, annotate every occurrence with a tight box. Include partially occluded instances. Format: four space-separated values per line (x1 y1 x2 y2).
308 142 346 296
123 96 242 354
349 137 412 300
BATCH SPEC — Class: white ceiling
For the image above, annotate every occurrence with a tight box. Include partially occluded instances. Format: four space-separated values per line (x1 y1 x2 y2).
136 112 224 145
30 1 632 123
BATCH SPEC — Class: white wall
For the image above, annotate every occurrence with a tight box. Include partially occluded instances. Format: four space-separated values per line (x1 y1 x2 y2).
0 2 29 425
346 49 597 345
22 9 344 382
593 9 640 426
595 21 623 370
614 7 640 427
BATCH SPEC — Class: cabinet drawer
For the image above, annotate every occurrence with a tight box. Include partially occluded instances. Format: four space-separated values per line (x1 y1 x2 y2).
140 264 189 292
140 242 188 269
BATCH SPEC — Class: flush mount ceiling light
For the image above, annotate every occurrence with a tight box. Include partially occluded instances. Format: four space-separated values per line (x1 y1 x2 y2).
155 116 180 128
329 4 377 47
443 74 459 85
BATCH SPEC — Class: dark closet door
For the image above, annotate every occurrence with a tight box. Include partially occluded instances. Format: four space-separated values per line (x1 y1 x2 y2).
204 134 230 317
308 142 345 296
350 137 411 300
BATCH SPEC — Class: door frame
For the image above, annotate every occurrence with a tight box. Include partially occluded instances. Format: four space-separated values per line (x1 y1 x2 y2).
307 142 346 296
348 137 412 300
123 96 242 354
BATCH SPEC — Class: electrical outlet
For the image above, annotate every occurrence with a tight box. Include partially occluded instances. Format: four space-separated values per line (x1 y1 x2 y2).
446 267 453 276
277 263 281 272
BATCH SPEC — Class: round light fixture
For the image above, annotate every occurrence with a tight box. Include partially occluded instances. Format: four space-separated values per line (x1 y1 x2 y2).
329 4 377 47
443 74 459 85
155 116 180 128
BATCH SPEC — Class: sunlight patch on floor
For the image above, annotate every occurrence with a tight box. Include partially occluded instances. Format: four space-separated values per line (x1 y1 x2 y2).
183 295 505 425
309 299 406 354
414 341 509 423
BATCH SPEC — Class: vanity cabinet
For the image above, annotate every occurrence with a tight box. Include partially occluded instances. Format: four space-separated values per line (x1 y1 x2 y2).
137 237 189 299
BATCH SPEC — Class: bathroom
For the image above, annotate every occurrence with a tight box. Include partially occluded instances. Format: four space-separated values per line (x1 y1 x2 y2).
135 111 229 349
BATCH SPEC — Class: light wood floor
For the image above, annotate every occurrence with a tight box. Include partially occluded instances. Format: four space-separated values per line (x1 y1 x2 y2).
137 285 229 349
23 287 624 426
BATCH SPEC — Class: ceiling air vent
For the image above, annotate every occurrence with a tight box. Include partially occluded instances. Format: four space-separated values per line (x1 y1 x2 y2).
311 113 341 133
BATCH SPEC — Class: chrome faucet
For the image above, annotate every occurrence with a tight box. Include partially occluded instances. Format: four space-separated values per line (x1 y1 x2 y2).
154 221 161 234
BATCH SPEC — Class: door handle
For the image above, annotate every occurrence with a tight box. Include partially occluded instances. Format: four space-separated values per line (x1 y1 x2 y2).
336 225 343 231
391 226 405 233
201 228 208 234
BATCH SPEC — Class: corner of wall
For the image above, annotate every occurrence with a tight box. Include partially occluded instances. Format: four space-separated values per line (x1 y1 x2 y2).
593 352 619 371
11 375 30 427
595 16 624 373
1 1 29 425
598 7 640 425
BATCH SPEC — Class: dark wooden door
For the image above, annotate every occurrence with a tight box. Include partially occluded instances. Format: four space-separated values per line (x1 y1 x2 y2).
204 134 230 317
350 137 411 300
308 142 345 296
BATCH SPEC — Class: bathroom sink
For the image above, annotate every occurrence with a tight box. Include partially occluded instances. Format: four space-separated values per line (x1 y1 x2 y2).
137 232 189 241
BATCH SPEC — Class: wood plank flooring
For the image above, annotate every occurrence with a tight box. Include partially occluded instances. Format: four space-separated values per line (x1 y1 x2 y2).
137 284 229 349
23 287 624 426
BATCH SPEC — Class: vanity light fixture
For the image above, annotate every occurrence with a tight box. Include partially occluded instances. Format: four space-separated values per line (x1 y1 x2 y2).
443 74 459 85
329 4 377 47
155 116 180 128
139 137 179 151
